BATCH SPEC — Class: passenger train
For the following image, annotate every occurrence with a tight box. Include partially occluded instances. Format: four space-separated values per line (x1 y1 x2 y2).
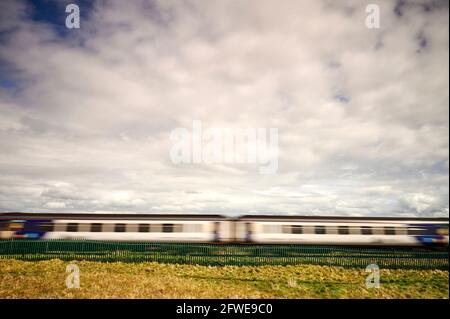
0 213 448 247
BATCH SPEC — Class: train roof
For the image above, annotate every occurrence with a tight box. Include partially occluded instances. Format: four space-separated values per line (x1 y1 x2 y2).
0 212 227 221
239 215 449 222
0 212 448 222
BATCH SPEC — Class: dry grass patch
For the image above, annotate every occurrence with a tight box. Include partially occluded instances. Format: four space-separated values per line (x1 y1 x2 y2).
0 259 448 298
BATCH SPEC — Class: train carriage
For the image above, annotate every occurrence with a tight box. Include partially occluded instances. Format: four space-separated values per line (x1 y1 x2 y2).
0 213 448 247
0 213 232 243
235 215 449 247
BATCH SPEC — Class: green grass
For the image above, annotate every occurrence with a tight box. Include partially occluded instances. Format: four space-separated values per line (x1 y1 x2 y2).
0 259 448 298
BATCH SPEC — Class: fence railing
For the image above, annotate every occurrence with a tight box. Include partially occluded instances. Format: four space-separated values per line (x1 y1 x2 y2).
0 239 448 269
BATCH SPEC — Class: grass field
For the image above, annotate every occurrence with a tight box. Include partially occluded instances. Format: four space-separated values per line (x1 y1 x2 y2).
0 259 448 298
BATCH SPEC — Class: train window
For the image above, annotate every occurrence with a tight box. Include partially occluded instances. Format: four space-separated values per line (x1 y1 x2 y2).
338 226 349 235
245 223 252 233
90 223 102 232
67 223 78 232
315 226 326 235
384 227 396 235
24 223 37 232
39 222 54 232
0 221 7 231
361 226 372 235
407 228 424 235
162 224 174 233
291 225 302 234
114 224 126 232
138 224 150 232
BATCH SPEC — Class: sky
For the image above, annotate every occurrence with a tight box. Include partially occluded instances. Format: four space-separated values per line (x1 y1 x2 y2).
0 0 448 217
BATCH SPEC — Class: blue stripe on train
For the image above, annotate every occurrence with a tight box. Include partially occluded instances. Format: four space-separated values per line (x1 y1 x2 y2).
409 223 447 246
14 219 50 239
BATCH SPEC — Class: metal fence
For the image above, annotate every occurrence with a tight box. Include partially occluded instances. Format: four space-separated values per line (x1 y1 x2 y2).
0 239 448 269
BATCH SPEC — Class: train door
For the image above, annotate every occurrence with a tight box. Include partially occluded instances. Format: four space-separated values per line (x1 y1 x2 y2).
213 221 220 242
245 222 253 242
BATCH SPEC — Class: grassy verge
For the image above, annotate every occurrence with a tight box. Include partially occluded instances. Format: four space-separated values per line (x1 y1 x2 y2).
0 259 448 298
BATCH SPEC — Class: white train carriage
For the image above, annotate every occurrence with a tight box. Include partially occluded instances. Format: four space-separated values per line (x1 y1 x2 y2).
236 216 449 246
44 219 216 242
0 214 233 243
0 213 448 247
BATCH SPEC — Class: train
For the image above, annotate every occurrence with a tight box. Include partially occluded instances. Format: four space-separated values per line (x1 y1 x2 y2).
0 212 448 247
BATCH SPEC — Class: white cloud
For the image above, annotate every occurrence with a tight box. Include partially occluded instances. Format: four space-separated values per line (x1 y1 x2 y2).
0 0 448 217
44 201 67 209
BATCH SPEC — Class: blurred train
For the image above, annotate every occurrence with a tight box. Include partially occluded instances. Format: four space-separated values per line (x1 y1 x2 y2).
0 212 448 247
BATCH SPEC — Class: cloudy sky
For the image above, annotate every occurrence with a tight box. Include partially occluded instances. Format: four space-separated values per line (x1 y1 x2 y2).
0 0 448 217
